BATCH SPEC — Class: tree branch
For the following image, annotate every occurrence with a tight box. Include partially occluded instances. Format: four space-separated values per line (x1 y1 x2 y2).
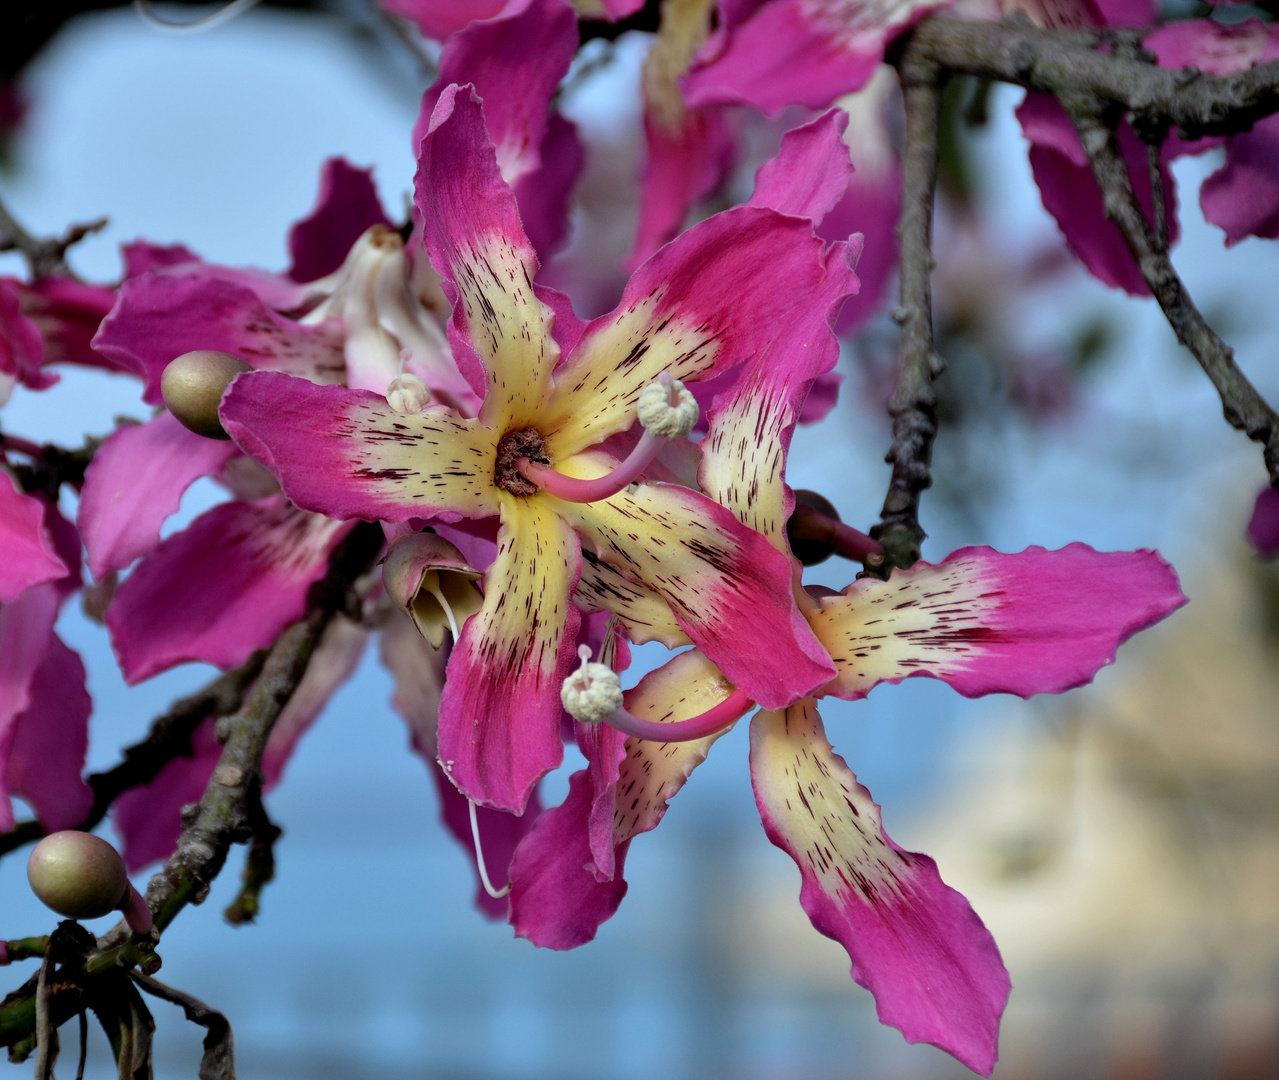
1065 96 1279 481
100 521 383 953
0 195 106 281
872 48 946 570
221 779 281 926
907 14 1279 140
0 652 266 860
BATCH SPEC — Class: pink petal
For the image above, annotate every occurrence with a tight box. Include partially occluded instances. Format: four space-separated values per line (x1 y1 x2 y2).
684 0 939 114
78 412 239 580
380 0 507 41
559 480 835 709
508 647 734 948
1145 18 1273 75
699 239 859 550
220 372 500 524
414 84 558 426
107 497 354 683
748 108 853 224
6 634 93 832
122 240 202 279
432 758 544 919
8 277 120 375
0 278 52 390
287 158 393 283
544 204 831 455
631 106 736 267
750 700 1009 1075
0 474 68 602
1201 116 1279 245
1247 486 1279 558
824 160 902 335
114 718 221 871
811 543 1187 701
262 616 370 787
0 582 65 831
415 0 578 189
514 113 586 259
798 370 843 422
508 769 629 949
1017 91 1179 295
93 273 348 404
436 495 581 811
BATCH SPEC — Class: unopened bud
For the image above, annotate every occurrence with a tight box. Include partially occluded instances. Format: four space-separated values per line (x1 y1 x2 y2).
387 373 431 414
637 373 698 438
561 645 624 723
27 831 129 920
161 350 252 439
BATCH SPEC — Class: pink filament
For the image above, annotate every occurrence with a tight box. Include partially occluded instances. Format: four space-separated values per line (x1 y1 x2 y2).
516 431 666 504
603 688 754 743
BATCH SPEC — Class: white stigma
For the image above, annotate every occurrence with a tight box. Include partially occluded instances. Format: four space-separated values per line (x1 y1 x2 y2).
561 644 623 723
387 373 431 414
637 372 698 439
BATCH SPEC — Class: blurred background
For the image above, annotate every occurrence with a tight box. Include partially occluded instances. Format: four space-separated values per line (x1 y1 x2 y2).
2 3 1278 1077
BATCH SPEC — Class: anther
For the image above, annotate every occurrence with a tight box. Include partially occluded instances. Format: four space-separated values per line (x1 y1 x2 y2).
387 373 431 414
468 799 511 900
636 371 699 439
515 371 697 504
560 646 754 743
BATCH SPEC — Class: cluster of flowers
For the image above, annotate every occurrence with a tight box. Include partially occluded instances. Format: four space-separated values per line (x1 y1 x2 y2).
7 0 1255 1067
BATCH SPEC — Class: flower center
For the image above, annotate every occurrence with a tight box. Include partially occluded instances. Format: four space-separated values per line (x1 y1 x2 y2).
495 428 550 496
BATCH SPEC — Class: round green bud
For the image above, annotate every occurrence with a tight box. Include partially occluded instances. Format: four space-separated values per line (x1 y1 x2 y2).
161 350 252 439
27 831 129 920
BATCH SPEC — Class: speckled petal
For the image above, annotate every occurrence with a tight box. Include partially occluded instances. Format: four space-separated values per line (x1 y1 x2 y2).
810 544 1187 701
613 648 738 844
750 700 1009 1075
415 84 559 431
437 494 582 812
699 240 859 550
573 547 690 649
221 371 499 524
555 470 834 708
541 205 829 458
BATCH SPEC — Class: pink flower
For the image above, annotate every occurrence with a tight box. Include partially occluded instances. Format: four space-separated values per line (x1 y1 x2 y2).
220 84 849 813
505 194 1187 1073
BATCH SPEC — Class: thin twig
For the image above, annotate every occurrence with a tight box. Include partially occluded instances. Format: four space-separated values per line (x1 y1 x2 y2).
872 47 946 571
222 779 281 926
0 196 106 281
33 945 56 1080
0 654 267 860
1065 96 1279 482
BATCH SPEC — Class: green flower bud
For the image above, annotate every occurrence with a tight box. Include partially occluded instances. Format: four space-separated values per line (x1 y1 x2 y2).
161 350 252 439
27 831 129 920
